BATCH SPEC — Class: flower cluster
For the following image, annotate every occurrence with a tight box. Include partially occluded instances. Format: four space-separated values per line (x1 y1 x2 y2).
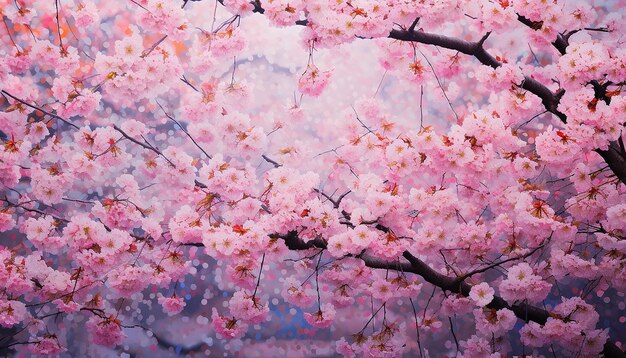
499 263 552 303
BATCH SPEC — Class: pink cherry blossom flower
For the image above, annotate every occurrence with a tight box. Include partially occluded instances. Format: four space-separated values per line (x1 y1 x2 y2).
469 282 494 307
228 290 269 324
298 64 332 97
73 2 100 27
370 278 395 302
86 315 126 347
28 335 66 355
0 299 28 327
499 262 552 303
108 265 151 296
211 308 248 339
158 293 186 316
0 211 16 232
282 276 315 308
442 294 474 316
474 308 516 337
335 337 356 358
222 0 255 15
304 303 336 329
460 334 501 358
419 311 442 332
0 2 625 356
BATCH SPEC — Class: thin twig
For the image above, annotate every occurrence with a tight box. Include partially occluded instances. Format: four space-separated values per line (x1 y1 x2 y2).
157 101 212 159
1 90 79 129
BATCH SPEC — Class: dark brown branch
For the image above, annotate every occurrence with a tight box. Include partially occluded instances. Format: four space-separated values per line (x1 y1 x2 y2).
388 27 626 185
230 1 626 193
588 81 626 184
388 28 566 121
281 231 550 324
408 17 420 33
1 198 69 223
261 155 281 168
1 90 80 129
389 29 500 68
194 180 208 189
516 15 569 55
181 76 199 92
275 231 326 250
312 189 352 210
181 224 625 356
596 142 626 185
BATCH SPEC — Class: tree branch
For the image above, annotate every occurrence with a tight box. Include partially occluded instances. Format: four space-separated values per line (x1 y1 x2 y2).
223 0 626 200
388 28 567 121
516 15 569 55
112 124 175 167
1 90 79 129
596 142 626 185
261 155 282 168
278 231 625 357
157 102 213 160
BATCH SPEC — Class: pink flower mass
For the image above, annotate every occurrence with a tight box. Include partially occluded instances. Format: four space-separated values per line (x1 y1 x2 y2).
0 0 625 357
469 282 494 307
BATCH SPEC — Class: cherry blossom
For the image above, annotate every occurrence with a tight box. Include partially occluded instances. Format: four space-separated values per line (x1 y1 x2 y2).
28 335 66 355
469 282 494 307
0 0 624 357
86 315 126 347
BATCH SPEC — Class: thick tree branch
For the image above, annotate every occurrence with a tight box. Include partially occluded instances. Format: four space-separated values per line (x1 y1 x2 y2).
388 28 566 121
516 15 569 55
279 231 625 357
387 28 624 185
596 142 626 184
177 225 625 356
